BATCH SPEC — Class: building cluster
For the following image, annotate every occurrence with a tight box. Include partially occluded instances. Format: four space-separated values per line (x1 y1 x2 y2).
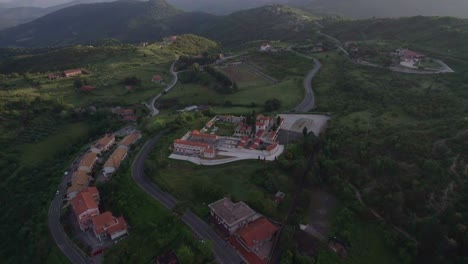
71 187 128 242
48 69 87 80
394 48 426 62
102 132 141 178
171 114 283 160
66 132 141 199
112 106 138 122
209 198 279 264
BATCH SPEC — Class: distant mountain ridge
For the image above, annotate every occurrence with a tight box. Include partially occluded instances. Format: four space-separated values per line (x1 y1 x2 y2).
0 1 319 47
0 0 118 30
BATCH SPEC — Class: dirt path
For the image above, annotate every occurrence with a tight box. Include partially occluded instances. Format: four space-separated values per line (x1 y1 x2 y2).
349 184 419 244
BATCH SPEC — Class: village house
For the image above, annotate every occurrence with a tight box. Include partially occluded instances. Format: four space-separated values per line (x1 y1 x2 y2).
102 147 128 177
152 75 163 84
91 134 116 154
67 170 91 199
78 152 98 173
208 198 261 235
173 139 216 158
91 211 128 241
71 187 100 230
191 130 219 143
119 132 142 149
156 251 179 264
229 217 279 264
112 107 138 122
260 44 272 52
64 69 84 78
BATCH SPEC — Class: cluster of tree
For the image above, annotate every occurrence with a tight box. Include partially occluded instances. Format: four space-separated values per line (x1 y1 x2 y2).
204 66 238 94
176 52 220 71
264 98 282 111
122 76 141 86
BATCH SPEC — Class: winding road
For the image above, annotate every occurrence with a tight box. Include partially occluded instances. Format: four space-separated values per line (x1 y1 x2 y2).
48 167 93 264
287 46 322 112
132 131 243 264
147 60 179 116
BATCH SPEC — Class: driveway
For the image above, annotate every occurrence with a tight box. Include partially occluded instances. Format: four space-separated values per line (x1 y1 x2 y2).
132 131 244 264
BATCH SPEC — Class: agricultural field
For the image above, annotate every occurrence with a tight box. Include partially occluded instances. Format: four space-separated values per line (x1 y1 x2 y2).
162 78 303 112
218 64 272 87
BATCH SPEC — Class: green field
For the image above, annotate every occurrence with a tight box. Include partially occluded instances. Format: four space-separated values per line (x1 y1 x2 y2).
162 78 303 111
218 65 272 87
18 122 90 166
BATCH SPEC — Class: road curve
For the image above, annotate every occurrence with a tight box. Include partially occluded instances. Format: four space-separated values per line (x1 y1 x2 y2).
148 60 179 116
292 57 322 113
48 172 92 264
131 132 243 264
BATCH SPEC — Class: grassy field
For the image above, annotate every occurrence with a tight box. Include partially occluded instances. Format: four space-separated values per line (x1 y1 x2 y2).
242 51 315 80
162 78 303 111
18 122 90 166
218 65 272 87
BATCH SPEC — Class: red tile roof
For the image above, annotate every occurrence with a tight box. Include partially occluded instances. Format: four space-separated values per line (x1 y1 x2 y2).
192 130 218 139
152 75 162 81
119 132 141 147
237 218 278 248
71 188 99 216
79 152 98 168
174 139 210 148
256 130 265 138
266 142 279 152
93 212 127 235
229 236 268 264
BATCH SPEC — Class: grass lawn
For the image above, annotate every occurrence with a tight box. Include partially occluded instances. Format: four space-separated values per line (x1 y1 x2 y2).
218 65 272 87
163 78 303 110
242 51 315 80
18 122 90 166
318 220 400 264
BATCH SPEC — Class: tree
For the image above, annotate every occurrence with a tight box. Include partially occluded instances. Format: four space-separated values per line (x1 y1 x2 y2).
302 126 308 137
264 99 282 112
176 245 195 264
73 78 83 89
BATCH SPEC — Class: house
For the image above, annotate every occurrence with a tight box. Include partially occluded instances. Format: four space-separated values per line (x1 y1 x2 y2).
156 251 179 264
260 44 272 52
71 187 100 230
78 152 98 173
81 85 96 92
67 170 91 199
64 69 83 78
208 198 260 235
119 132 142 149
48 73 62 80
91 211 128 241
102 147 128 177
229 217 279 264
173 139 215 158
191 130 219 143
91 134 115 154
152 75 163 83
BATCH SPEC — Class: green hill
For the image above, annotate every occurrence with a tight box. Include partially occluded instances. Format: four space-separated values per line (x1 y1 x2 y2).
0 1 319 47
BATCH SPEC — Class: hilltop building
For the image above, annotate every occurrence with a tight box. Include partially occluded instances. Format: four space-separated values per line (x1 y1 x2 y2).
71 187 100 230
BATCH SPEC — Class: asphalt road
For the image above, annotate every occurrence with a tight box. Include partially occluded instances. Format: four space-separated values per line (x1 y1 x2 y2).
131 131 244 264
48 166 92 264
293 58 322 112
148 60 179 116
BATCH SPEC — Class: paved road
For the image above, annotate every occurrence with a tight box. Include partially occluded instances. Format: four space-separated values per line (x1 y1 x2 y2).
48 167 93 264
293 58 322 112
132 132 244 264
147 60 179 116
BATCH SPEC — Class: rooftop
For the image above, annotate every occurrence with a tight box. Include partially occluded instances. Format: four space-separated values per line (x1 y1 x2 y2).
236 217 278 249
104 147 128 169
79 152 98 168
208 198 257 227
71 188 99 216
92 212 127 235
174 139 210 149
94 134 115 150
119 132 141 147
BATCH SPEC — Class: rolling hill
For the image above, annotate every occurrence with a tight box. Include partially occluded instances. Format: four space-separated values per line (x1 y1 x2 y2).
0 0 319 47
0 0 119 30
